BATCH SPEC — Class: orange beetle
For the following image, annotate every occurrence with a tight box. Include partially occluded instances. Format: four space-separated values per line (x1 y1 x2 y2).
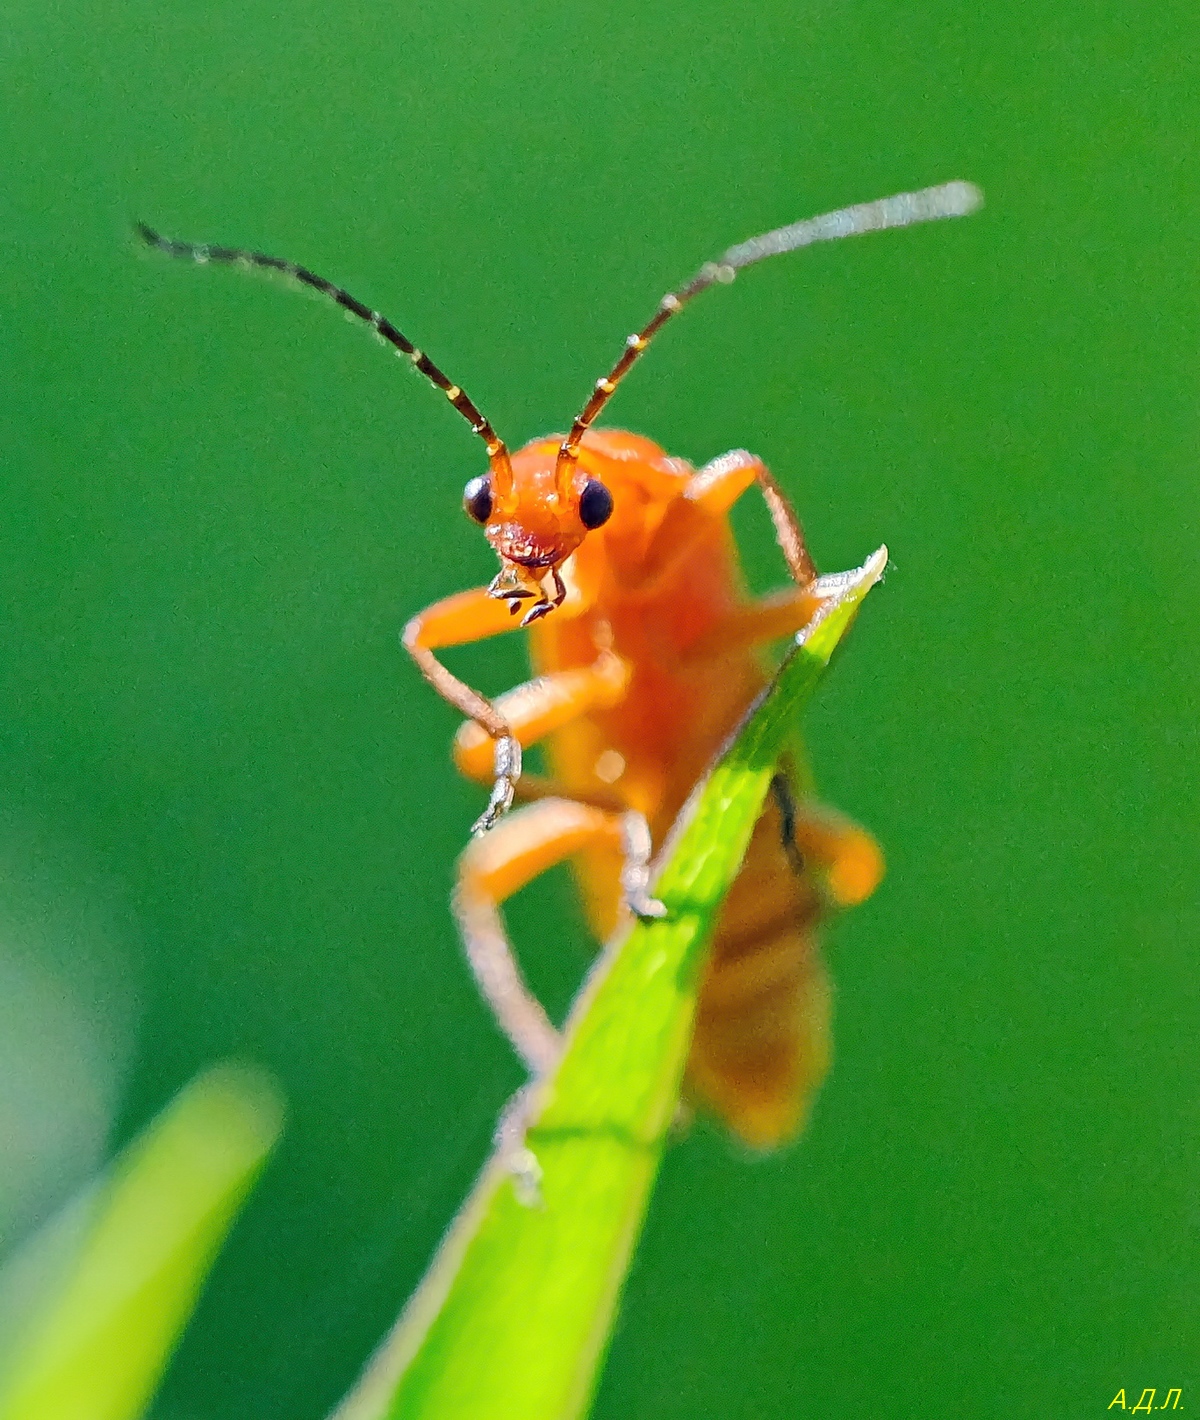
140 180 980 1148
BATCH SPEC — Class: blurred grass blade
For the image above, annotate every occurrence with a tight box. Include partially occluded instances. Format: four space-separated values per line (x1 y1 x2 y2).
0 1063 284 1420
333 546 887 1420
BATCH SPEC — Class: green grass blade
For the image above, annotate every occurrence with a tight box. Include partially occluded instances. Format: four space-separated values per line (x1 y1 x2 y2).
334 546 887 1420
0 1064 284 1420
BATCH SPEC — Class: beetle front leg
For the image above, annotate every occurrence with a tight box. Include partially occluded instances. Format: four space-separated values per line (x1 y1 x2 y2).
402 587 529 834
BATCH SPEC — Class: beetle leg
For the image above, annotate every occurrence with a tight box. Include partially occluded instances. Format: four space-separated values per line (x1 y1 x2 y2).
473 736 522 833
687 449 817 587
507 772 628 814
404 582 602 834
784 799 885 907
638 448 818 597
402 587 538 834
454 797 654 1198
452 651 630 784
766 767 883 906
494 1081 546 1207
769 773 807 880
676 584 829 666
454 799 643 1065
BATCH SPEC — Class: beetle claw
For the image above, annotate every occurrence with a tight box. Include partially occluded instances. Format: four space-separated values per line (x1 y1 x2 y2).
519 600 554 627
495 1081 546 1209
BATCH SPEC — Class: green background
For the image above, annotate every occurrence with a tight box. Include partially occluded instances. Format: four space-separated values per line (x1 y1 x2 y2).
1 0 1195 1416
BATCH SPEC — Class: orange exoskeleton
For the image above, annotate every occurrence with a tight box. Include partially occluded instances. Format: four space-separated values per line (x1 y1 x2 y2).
140 179 981 1152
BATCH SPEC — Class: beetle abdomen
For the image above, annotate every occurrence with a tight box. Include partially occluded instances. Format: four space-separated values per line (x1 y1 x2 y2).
686 796 834 1148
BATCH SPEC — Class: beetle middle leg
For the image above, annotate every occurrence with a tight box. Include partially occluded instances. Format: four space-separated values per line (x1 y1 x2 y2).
451 651 630 788
635 450 830 666
685 448 817 586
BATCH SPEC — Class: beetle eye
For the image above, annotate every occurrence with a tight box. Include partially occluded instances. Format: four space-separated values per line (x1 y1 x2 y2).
578 478 613 530
463 474 493 524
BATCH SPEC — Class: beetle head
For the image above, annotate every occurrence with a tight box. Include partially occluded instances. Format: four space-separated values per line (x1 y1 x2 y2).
462 442 613 624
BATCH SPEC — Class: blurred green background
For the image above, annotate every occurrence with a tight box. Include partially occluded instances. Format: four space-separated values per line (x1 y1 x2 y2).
1 0 1195 1415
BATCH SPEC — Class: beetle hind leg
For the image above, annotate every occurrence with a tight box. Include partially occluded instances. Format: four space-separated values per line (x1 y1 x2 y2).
766 772 883 907
769 772 807 881
454 796 659 1201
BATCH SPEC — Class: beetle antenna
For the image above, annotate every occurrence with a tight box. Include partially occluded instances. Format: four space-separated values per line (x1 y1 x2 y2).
554 179 983 495
136 224 514 496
